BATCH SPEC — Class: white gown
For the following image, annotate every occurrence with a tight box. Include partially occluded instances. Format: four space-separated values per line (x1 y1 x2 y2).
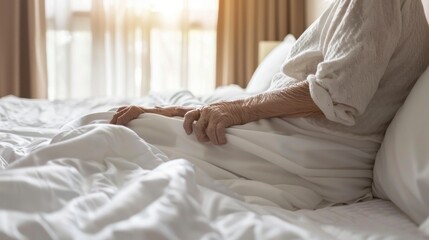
271 0 429 142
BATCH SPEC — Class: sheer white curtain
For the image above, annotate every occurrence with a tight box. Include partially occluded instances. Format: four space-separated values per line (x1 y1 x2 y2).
45 0 218 99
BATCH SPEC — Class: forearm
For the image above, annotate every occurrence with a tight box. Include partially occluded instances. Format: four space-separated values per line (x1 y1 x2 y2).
111 105 196 125
142 106 196 117
180 80 321 145
232 80 322 124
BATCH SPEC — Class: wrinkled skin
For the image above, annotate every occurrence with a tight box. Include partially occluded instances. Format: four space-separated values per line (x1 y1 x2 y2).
182 102 247 145
110 106 193 125
110 103 244 145
111 81 322 145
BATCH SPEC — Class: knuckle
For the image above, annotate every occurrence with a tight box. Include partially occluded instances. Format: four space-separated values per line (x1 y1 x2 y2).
184 110 197 119
131 105 140 111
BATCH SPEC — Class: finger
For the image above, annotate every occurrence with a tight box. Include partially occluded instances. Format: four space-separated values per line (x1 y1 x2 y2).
110 107 129 124
216 122 227 145
110 113 119 124
116 106 127 112
117 106 142 125
183 110 200 135
194 117 210 142
206 122 219 145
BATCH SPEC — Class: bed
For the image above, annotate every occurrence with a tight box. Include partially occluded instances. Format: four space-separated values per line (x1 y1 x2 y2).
2 32 429 239
0 89 425 239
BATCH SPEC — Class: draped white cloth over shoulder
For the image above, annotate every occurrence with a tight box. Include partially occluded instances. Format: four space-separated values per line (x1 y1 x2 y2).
270 0 429 142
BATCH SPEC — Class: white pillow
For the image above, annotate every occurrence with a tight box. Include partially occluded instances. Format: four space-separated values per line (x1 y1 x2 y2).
372 65 429 233
245 35 296 94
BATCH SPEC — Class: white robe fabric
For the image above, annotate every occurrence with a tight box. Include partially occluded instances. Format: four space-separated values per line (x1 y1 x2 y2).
270 0 429 142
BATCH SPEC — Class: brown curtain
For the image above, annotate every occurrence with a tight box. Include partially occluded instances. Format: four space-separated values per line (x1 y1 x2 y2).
216 0 305 87
0 0 47 98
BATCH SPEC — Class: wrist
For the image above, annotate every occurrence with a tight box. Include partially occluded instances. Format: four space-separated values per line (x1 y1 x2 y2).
232 99 260 124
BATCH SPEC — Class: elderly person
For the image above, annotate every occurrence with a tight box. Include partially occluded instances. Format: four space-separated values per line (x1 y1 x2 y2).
110 0 429 209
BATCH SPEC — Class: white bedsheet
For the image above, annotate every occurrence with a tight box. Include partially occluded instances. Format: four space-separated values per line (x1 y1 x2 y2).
0 92 426 239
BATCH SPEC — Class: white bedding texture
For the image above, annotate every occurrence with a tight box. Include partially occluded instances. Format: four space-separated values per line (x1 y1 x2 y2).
1 78 429 239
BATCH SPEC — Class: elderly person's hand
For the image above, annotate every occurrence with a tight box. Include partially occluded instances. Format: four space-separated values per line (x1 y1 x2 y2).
109 103 245 145
183 102 248 145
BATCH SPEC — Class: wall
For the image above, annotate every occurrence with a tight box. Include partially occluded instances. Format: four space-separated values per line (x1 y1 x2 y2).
305 0 331 27
306 0 429 27
423 0 429 23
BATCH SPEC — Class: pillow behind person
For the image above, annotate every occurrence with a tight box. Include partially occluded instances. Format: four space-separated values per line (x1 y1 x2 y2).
245 35 296 94
372 65 429 234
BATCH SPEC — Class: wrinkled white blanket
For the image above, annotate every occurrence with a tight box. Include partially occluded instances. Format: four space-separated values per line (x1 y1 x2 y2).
61 111 379 210
0 92 425 239
2 123 335 239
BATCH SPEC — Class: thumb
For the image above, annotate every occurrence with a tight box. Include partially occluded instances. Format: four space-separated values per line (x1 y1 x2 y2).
183 109 201 134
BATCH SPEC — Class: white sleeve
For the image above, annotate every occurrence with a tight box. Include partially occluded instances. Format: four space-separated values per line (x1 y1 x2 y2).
305 0 402 126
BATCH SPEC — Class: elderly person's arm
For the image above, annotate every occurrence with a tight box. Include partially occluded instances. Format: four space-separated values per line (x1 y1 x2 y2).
110 80 321 145
183 80 321 144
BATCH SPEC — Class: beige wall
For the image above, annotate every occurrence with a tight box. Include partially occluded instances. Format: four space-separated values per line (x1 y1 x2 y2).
305 0 331 27
423 0 429 23
306 0 429 28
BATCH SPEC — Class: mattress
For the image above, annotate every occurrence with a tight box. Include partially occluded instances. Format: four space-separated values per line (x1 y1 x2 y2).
0 93 426 239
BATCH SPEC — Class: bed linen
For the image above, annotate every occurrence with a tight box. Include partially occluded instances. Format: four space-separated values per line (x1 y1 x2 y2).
0 92 426 239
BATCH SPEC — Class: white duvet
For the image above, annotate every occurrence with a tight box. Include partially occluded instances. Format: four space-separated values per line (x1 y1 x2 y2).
0 93 426 239
2 123 330 239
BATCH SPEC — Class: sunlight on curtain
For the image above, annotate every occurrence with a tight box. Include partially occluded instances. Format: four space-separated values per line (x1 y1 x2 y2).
45 0 218 99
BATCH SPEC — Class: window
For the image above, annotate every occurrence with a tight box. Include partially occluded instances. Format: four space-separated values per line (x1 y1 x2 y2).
45 0 218 99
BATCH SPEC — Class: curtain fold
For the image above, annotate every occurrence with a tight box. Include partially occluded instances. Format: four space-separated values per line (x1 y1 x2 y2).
0 0 48 98
216 0 305 87
90 0 150 97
